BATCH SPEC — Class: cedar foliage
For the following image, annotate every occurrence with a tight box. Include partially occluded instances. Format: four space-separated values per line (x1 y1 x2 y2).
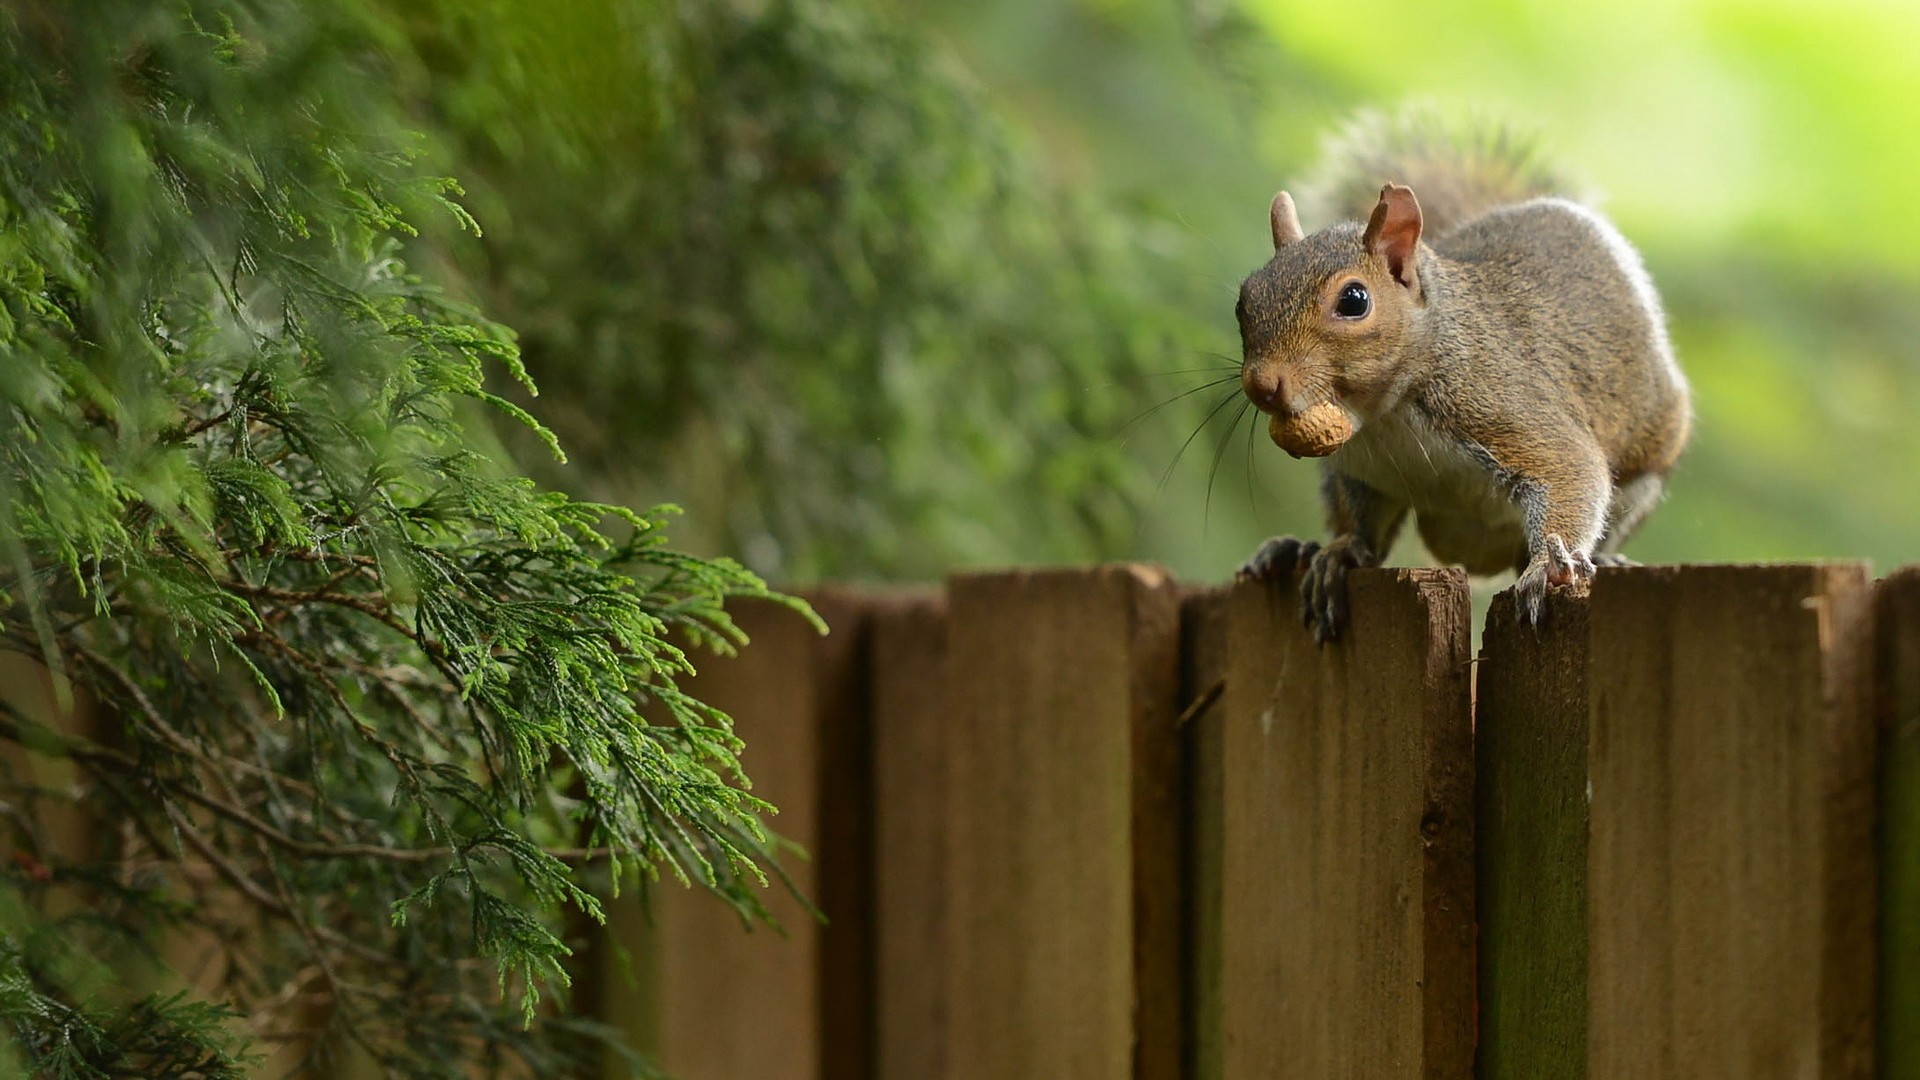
404 0 1201 580
0 1 808 1074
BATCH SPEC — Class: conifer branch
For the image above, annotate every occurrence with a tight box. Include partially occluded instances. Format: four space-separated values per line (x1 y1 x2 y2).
0 6 808 1073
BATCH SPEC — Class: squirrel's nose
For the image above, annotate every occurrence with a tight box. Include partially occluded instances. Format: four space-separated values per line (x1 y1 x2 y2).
1242 363 1291 416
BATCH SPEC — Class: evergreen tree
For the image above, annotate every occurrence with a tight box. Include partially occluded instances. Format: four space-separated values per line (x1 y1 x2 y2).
0 2 805 1074
400 0 1210 581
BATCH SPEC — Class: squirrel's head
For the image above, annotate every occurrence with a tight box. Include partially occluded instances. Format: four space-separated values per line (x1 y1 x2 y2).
1236 184 1426 448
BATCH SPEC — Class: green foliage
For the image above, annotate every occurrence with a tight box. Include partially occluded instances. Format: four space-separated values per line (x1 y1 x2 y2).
0 1 805 1074
398 0 1206 580
7 0 1910 1072
0 936 253 1080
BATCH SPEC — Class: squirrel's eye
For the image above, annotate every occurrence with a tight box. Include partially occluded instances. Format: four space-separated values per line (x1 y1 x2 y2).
1334 282 1371 319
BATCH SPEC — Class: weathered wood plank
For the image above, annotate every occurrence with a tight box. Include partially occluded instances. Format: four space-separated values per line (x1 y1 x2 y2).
1878 568 1920 1078
1475 589 1591 1080
1180 588 1228 1080
944 565 1182 1080
812 592 879 1080
608 594 872 1080
1584 565 1875 1079
869 590 950 1080
1219 568 1474 1080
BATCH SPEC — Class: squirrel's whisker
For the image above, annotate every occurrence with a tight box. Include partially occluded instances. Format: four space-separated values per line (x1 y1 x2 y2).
1171 208 1233 270
1244 403 1261 517
1120 375 1242 439
1156 386 1244 495
1204 397 1255 530
1088 366 1239 393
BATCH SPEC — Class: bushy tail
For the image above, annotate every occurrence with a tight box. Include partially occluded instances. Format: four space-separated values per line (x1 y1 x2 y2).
1295 105 1586 237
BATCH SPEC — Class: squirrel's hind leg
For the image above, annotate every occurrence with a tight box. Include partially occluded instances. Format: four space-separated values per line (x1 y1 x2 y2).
1504 442 1611 624
1594 473 1665 562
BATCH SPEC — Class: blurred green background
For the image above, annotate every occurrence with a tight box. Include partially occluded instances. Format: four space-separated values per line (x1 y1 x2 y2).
401 0 1920 586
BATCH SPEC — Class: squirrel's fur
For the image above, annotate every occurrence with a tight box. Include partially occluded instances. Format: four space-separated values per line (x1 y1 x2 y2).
1235 107 1691 637
1296 105 1589 237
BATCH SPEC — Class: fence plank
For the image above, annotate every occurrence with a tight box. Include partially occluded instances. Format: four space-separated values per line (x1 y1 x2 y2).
812 592 879 1080
604 594 874 1080
1181 589 1228 1080
1219 568 1475 1080
869 590 951 1080
1582 565 1875 1079
1878 568 1920 1078
1475 589 1591 1079
945 565 1182 1080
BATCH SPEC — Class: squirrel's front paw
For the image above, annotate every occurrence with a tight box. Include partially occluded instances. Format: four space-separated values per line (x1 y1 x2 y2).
1237 534 1368 643
1237 535 1321 582
1509 534 1596 625
1301 536 1370 644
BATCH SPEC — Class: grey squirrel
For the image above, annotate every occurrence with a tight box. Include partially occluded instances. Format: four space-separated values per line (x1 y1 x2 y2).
1234 110 1691 639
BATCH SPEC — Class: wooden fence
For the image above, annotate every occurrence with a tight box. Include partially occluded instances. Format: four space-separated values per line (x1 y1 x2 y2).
597 562 1920 1080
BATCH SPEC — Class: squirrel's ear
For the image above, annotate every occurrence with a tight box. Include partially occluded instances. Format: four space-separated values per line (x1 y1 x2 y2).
1363 183 1422 288
1270 191 1304 250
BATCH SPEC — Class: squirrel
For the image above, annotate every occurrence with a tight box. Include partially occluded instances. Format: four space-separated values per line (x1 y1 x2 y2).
1233 109 1691 639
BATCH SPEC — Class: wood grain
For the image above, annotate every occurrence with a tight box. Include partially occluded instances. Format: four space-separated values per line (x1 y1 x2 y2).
1878 568 1920 1078
1584 565 1875 1080
608 595 870 1080
944 565 1182 1080
811 592 879 1080
1219 567 1474 1080
869 590 951 1080
1181 588 1228 1080
1475 588 1591 1080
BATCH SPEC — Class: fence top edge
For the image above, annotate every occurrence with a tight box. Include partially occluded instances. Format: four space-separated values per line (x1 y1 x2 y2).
794 583 944 609
1588 562 1872 597
1597 559 1871 575
1878 564 1920 590
945 562 1174 593
776 561 1890 606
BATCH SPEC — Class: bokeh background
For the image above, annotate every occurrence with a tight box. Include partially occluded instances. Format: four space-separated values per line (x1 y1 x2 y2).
403 0 1920 587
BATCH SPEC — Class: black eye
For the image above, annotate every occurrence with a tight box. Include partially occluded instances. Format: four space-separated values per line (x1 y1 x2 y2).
1234 294 1248 323
1334 282 1370 319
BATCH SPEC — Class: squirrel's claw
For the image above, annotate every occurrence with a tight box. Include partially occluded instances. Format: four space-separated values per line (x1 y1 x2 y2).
1237 535 1319 583
1302 537 1366 644
1542 535 1596 587
1511 534 1596 626
1511 565 1550 626
1238 534 1368 643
